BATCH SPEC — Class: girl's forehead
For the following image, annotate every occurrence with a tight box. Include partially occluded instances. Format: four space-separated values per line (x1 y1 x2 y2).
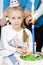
10 10 23 15
11 10 23 13
10 10 23 17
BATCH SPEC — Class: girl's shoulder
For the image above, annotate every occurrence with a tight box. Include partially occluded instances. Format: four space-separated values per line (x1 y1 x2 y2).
2 25 11 30
1 25 12 33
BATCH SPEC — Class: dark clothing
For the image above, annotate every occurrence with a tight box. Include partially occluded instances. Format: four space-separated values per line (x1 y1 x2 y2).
0 27 1 37
24 20 32 32
35 25 43 52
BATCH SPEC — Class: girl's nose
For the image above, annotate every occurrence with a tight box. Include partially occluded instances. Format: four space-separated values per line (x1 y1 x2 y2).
15 19 18 22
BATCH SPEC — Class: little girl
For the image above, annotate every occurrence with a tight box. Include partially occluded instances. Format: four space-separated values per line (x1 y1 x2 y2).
2 6 33 65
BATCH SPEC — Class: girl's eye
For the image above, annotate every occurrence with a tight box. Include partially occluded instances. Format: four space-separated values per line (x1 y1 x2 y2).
12 17 15 19
18 17 21 19
11 17 21 19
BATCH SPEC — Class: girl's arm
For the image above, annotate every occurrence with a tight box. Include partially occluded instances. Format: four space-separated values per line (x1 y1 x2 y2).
1 27 17 53
34 2 43 20
1 26 24 55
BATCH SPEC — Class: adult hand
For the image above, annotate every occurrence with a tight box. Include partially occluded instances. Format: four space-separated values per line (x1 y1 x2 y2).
0 17 7 26
0 11 8 27
25 15 37 25
25 15 32 25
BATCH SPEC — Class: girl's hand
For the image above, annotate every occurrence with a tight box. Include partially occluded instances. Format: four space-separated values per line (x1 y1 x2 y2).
21 47 27 54
16 48 23 54
16 47 27 54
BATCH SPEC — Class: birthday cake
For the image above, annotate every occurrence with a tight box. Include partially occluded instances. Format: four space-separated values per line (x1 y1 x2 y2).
18 53 43 65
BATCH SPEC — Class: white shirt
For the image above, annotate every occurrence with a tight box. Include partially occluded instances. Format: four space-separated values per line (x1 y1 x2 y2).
1 25 33 56
34 0 43 20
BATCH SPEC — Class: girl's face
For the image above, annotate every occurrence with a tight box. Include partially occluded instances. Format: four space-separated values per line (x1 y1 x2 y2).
9 10 24 30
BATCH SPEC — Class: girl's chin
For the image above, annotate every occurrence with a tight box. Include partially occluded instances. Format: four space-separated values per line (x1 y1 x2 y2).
13 26 20 29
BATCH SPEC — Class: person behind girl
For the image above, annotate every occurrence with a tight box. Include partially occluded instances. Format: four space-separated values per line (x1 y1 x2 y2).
25 0 43 53
0 0 31 27
2 6 33 65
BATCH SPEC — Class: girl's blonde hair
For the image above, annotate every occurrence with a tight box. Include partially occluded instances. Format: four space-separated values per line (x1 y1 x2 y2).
8 6 29 43
8 6 24 18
